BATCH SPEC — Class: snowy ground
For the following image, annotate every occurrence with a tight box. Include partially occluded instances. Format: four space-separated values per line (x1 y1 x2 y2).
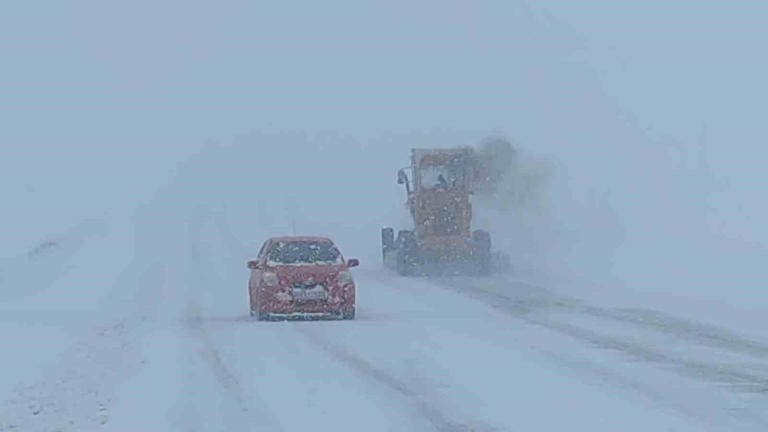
2 197 767 431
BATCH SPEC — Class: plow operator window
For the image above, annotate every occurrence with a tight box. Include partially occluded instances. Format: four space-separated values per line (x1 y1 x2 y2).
420 164 466 191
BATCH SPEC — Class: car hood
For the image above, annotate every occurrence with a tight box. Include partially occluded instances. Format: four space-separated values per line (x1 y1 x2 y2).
269 265 345 284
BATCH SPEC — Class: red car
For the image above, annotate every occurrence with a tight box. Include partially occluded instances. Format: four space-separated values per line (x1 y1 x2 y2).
248 236 358 320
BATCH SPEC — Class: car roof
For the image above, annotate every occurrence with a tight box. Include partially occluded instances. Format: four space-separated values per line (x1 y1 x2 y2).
269 236 334 243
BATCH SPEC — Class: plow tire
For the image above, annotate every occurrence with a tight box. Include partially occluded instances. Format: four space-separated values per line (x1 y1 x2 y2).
381 227 395 263
396 230 417 276
472 230 492 275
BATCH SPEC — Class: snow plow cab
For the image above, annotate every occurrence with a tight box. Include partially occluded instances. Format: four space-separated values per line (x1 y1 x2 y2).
382 147 503 276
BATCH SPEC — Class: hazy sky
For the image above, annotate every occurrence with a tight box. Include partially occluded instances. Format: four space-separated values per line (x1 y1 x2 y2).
2 1 767 286
4 1 765 149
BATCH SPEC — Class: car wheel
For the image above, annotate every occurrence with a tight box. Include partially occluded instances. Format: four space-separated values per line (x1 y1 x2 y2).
251 285 267 320
249 282 256 316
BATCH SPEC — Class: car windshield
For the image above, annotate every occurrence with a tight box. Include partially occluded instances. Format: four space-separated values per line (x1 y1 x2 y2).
267 240 344 266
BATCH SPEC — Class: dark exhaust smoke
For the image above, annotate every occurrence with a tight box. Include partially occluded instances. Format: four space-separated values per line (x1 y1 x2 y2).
472 135 552 211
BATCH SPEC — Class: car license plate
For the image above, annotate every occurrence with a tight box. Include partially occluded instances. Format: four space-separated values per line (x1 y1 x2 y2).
292 285 327 301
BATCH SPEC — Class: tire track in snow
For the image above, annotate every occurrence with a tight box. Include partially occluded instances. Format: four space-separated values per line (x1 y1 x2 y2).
473 277 768 360
439 278 768 394
299 328 498 432
579 305 768 360
182 306 279 432
184 214 280 432
184 310 248 412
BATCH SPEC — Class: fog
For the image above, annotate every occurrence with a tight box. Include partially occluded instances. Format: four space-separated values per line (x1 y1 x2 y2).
3 2 768 429
5 1 765 293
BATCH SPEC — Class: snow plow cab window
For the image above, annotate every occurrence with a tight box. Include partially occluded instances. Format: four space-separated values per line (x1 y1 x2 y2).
420 164 466 191
267 241 344 266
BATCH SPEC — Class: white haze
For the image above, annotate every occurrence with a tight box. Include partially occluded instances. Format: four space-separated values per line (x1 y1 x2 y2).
2 0 768 358
4 2 768 430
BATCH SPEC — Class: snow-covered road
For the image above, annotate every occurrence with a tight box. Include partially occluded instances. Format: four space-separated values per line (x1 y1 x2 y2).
3 206 767 431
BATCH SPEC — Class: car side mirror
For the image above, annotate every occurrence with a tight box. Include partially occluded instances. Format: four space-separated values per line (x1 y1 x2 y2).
247 260 261 270
347 259 359 268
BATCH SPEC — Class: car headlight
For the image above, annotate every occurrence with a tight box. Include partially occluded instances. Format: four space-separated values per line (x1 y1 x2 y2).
262 272 279 287
337 271 353 285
